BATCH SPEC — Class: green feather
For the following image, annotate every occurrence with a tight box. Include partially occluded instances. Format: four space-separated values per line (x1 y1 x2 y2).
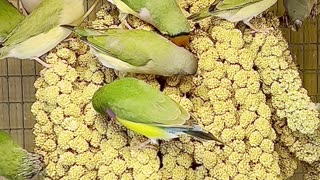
92 78 223 143
92 77 189 125
0 0 25 42
217 0 262 10
112 0 190 36
87 29 153 66
120 0 147 10
188 0 277 22
67 27 197 76
4 0 63 46
0 0 85 61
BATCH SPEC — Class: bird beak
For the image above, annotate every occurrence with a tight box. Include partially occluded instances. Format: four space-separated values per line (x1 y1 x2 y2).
169 35 191 47
292 20 303 31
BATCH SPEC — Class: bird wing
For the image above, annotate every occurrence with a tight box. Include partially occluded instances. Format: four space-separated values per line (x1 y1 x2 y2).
114 90 189 125
3 0 62 46
85 29 156 67
0 0 25 42
216 0 262 10
107 78 190 125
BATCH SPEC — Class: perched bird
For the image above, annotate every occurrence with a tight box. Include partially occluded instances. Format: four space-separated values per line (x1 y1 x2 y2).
0 0 101 68
63 26 198 76
0 0 85 67
283 0 317 31
19 0 43 14
188 0 277 32
107 0 191 46
0 131 44 180
0 0 25 42
92 77 223 147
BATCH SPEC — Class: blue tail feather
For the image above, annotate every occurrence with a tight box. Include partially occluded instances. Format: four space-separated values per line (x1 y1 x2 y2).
164 125 223 144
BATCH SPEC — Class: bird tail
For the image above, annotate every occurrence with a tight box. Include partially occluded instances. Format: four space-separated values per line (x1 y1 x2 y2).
187 2 220 22
164 124 223 145
183 125 224 144
0 46 9 60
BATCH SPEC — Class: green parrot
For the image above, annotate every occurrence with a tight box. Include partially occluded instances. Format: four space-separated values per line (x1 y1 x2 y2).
283 0 317 31
107 0 191 46
0 0 101 68
92 77 223 147
62 26 198 76
107 0 190 36
0 0 25 42
20 0 43 14
0 131 44 180
188 0 277 32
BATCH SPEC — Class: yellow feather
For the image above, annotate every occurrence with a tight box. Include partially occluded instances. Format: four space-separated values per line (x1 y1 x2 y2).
117 117 177 140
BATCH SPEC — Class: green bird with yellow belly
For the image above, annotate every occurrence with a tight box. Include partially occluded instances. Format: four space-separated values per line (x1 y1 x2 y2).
188 0 277 32
92 77 223 147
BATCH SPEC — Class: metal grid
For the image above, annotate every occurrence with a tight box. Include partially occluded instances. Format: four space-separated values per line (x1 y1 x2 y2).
272 1 319 179
281 19 320 103
0 58 41 150
0 1 317 179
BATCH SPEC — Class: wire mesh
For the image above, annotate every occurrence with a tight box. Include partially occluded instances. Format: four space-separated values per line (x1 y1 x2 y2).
0 0 317 179
0 0 105 149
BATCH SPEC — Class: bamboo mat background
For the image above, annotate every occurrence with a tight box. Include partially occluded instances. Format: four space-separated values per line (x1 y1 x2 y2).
0 0 314 179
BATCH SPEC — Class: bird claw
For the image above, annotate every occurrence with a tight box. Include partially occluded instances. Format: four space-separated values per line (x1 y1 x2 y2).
132 139 158 149
33 57 51 68
63 38 76 42
311 3 318 19
122 21 133 30
18 0 29 15
118 13 133 29
279 13 290 28
247 27 274 34
243 19 274 34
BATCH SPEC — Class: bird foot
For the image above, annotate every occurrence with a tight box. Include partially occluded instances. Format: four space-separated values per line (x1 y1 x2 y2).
243 20 273 34
118 13 133 29
33 57 51 68
309 103 320 112
311 3 319 19
63 38 76 42
247 27 274 34
132 139 158 149
18 0 29 15
279 12 290 28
